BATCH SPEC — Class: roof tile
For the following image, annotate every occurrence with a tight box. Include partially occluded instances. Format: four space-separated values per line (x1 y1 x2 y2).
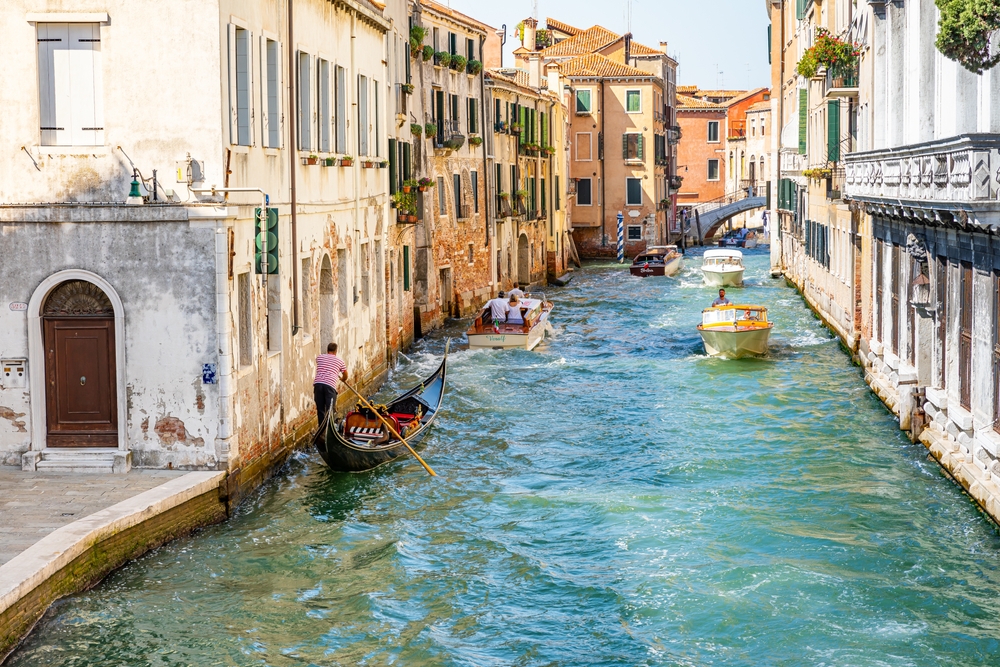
538 25 621 57
561 53 654 79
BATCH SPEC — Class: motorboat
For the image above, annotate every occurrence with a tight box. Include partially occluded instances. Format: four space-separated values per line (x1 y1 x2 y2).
701 249 745 287
629 245 683 278
313 342 448 472
697 304 773 358
467 293 554 350
718 228 758 249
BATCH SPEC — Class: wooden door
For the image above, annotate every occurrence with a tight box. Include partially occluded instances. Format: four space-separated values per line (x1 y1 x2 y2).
44 317 117 447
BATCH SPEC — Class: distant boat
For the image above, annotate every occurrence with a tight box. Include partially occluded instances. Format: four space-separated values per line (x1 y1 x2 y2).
718 228 758 248
314 342 448 472
697 304 773 358
629 245 683 278
467 293 554 350
701 249 745 287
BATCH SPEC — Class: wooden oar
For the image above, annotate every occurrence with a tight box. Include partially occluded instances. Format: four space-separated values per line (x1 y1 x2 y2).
341 381 437 477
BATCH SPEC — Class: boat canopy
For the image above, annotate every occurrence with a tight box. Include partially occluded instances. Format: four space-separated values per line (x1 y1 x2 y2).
704 249 743 260
702 304 768 325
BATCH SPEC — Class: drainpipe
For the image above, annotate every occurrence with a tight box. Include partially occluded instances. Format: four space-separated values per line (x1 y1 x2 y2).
288 0 300 335
600 79 606 248
775 1 785 270
480 35 490 251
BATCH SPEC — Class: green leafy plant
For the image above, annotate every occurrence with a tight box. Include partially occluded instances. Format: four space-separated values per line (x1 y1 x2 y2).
402 179 419 192
510 122 523 133
422 45 434 61
424 123 438 137
402 83 415 94
435 51 452 67
410 123 423 136
393 191 417 213
498 192 510 199
451 55 467 71
467 59 483 75
469 136 483 147
796 28 860 79
802 168 832 180
418 177 435 188
515 189 529 198
936 0 1000 74
409 26 427 55
444 135 465 150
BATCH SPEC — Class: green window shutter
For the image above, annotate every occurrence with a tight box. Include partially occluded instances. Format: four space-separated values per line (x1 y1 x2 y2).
540 112 547 146
402 142 411 181
827 100 840 162
798 89 808 155
622 134 628 159
403 245 411 291
519 106 526 144
541 178 546 212
388 138 397 194
767 25 771 65
638 134 644 160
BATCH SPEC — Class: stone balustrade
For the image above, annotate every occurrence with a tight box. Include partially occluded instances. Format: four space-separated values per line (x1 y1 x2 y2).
844 134 1000 205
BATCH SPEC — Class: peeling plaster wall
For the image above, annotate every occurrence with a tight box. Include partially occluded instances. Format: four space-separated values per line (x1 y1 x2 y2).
0 216 220 468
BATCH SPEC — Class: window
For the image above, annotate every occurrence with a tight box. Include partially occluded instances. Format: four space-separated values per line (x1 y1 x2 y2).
38 23 104 146
468 98 478 134
471 171 479 213
628 226 641 240
449 32 457 55
438 176 446 214
267 274 281 352
358 75 369 155
625 89 641 113
576 89 592 114
335 66 347 152
576 178 593 206
467 38 475 61
626 178 642 206
301 258 312 333
454 173 463 218
298 51 311 150
264 39 281 148
468 243 475 264
238 272 252 367
373 81 381 157
937 257 947 388
576 133 592 161
623 133 643 161
403 245 411 291
708 120 720 143
233 27 252 146
960 261 973 409
361 244 370 306
450 94 460 122
555 175 561 210
318 59 330 152
707 159 720 181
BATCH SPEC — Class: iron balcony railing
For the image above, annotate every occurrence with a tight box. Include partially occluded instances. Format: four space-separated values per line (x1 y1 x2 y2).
434 119 461 147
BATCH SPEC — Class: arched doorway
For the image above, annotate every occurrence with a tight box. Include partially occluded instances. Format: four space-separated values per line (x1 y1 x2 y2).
42 280 117 447
517 235 530 286
319 254 335 347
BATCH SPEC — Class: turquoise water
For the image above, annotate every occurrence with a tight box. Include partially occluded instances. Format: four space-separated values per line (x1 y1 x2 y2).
11 251 1000 667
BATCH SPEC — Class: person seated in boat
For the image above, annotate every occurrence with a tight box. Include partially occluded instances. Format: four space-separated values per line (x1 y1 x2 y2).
712 289 731 307
509 286 525 300
506 294 525 325
485 291 509 331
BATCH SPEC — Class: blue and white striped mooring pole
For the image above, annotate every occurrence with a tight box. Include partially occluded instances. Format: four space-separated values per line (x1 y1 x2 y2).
616 211 625 263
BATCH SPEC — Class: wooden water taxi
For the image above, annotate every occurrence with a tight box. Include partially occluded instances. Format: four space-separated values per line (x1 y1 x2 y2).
467 293 554 350
701 249 745 287
697 304 773 358
313 342 448 472
629 245 683 278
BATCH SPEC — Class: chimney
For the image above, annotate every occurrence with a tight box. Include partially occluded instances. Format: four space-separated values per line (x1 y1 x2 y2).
547 61 561 95
529 55 541 88
624 32 632 64
523 17 538 52
659 41 668 54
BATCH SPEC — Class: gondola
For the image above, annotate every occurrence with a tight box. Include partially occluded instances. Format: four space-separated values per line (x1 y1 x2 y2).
313 340 449 472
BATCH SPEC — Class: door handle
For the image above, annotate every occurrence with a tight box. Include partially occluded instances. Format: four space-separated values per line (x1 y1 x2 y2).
80 376 86 385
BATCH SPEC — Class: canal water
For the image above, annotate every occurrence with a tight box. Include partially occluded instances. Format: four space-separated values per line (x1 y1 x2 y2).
12 250 1000 666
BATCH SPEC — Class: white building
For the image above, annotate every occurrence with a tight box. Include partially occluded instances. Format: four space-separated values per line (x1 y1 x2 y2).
0 0 402 479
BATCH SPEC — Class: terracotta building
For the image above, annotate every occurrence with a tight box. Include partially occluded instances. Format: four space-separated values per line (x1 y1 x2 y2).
675 94 728 213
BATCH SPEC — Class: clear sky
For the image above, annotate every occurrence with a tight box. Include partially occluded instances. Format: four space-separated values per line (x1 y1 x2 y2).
444 0 771 89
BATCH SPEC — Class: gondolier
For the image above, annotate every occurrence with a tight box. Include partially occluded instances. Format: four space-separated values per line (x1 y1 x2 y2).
314 343 348 427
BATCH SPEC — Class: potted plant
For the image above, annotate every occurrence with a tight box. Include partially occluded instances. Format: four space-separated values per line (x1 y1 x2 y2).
515 189 529 200
324 156 337 166
362 159 375 168
435 51 451 67
402 179 418 193
444 135 465 150
451 54 467 71
402 82 415 94
418 177 435 191
796 28 860 79
510 122 523 133
498 192 510 200
424 123 438 138
467 59 483 75
411 123 423 136
340 155 354 166
304 154 319 165
469 136 483 147
422 45 434 62
379 160 389 168
542 145 555 156
409 26 427 57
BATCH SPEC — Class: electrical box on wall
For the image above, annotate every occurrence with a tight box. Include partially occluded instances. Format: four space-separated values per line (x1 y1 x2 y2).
2 360 26 388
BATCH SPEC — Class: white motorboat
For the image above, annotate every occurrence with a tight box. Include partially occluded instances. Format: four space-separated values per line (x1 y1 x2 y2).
467 293 554 350
697 304 773 358
701 249 745 287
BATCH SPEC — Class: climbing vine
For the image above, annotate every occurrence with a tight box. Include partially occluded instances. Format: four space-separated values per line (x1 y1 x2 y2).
935 0 1000 74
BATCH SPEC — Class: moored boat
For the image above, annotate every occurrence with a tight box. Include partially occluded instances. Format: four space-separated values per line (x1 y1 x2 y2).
718 228 758 248
629 245 683 277
701 249 745 287
467 293 553 350
697 304 773 358
313 342 448 472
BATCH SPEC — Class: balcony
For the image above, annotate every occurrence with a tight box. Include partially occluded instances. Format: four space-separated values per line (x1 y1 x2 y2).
844 134 1000 206
727 121 746 141
456 202 470 220
497 196 513 217
434 119 463 149
826 65 859 99
826 167 845 200
667 126 682 145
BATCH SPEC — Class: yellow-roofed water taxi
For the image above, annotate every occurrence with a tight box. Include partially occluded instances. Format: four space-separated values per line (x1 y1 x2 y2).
697 304 773 358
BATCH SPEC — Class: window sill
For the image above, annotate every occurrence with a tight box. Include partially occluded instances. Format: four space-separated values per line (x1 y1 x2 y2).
36 145 109 156
229 145 250 154
263 148 280 156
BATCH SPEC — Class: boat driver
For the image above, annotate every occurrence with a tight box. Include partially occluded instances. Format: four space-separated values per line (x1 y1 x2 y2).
712 289 732 307
486 291 510 330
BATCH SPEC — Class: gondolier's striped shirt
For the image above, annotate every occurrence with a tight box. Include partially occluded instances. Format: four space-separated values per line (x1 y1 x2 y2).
314 354 346 388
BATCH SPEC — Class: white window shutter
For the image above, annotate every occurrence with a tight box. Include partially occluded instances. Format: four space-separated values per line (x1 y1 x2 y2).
68 23 100 146
37 23 62 145
278 41 285 148
50 23 73 146
259 35 267 146
247 32 255 147
227 23 237 145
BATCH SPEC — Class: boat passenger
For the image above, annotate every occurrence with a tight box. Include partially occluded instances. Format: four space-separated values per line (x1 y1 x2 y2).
314 342 348 428
712 289 731 307
486 291 510 326
507 295 525 325
509 287 525 300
